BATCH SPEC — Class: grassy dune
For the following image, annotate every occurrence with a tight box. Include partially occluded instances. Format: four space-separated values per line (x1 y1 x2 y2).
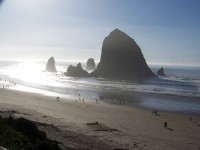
0 116 60 150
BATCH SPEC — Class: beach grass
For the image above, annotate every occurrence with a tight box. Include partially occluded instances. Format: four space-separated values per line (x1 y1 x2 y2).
0 116 60 150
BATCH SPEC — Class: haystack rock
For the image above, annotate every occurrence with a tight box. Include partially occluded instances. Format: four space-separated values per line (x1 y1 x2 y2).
86 58 95 71
66 63 89 77
91 28 155 80
157 67 166 76
46 57 57 72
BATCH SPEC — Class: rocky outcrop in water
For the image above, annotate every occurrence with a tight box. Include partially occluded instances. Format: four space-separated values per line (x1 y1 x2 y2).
157 67 166 76
46 57 57 72
91 28 155 80
66 63 89 77
86 58 95 71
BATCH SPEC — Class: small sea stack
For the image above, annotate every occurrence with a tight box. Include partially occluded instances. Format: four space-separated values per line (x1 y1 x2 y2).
66 63 89 77
86 58 95 71
91 28 155 80
46 57 57 72
157 67 166 76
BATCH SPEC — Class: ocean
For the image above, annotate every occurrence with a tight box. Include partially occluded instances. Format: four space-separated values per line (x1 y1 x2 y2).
0 60 200 114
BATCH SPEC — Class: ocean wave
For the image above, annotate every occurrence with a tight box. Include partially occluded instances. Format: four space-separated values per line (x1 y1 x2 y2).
0 61 200 99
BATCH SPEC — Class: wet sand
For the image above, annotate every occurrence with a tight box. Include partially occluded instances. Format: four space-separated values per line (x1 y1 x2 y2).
0 89 200 149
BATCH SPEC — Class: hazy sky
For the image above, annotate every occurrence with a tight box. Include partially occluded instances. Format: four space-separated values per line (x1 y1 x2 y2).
0 0 200 66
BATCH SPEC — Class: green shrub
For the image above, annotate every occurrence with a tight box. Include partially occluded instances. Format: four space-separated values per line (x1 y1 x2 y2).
0 116 60 150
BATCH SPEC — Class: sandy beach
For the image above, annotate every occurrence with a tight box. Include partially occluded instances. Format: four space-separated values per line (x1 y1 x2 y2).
0 88 200 150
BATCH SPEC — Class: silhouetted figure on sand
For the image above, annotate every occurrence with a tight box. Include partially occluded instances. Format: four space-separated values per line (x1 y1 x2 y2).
155 110 157 115
190 117 192 122
100 96 104 100
164 122 167 128
56 97 60 101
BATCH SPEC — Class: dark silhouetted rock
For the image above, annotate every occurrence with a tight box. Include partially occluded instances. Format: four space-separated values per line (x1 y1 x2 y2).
46 57 57 72
157 67 166 76
86 58 95 71
91 28 155 80
66 63 89 77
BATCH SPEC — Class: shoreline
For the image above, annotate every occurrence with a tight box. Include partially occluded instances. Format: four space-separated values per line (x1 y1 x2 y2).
6 83 200 115
0 88 200 149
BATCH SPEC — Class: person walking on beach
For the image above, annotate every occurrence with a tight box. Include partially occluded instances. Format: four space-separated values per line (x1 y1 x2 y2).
164 122 167 128
56 97 60 101
190 117 192 122
155 110 157 115
100 95 104 100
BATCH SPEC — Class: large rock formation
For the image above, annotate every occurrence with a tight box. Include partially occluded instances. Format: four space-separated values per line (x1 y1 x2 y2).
157 67 166 76
86 58 95 71
46 57 57 72
66 63 89 77
91 28 155 80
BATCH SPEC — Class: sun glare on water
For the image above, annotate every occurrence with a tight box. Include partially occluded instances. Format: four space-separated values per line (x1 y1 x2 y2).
8 62 60 87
